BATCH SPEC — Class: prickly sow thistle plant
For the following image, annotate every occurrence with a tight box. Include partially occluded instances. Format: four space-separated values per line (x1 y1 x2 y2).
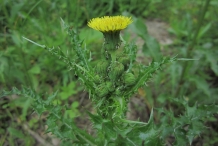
86 16 173 123
87 16 136 118
16 16 175 145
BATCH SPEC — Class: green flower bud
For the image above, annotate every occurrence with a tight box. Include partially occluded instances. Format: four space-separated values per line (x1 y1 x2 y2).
95 60 110 76
117 54 130 67
109 62 124 81
106 81 115 92
122 72 136 86
94 74 101 84
96 83 110 98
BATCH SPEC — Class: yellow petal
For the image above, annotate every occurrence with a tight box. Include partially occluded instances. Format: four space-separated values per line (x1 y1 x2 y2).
88 16 133 32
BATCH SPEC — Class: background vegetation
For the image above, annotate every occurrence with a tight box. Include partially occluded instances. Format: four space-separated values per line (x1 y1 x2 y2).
1 0 218 145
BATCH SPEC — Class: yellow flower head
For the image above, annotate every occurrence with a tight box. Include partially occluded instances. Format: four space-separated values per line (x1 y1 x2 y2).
88 16 133 32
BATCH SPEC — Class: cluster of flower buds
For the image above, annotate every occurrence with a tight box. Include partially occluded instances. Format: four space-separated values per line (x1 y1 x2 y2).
88 16 136 100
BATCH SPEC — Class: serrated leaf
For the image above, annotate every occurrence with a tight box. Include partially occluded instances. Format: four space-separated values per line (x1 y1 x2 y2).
161 99 218 145
125 57 175 97
45 91 58 105
185 102 198 118
32 103 45 115
126 109 163 145
174 129 188 146
197 104 218 117
59 124 77 139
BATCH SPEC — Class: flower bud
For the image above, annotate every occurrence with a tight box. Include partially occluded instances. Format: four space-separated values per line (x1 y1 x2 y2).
122 72 136 86
109 62 124 81
94 74 101 84
95 60 110 76
117 54 130 67
96 83 110 98
106 81 115 92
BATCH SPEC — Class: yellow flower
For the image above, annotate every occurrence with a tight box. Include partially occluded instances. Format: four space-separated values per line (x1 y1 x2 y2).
88 16 132 32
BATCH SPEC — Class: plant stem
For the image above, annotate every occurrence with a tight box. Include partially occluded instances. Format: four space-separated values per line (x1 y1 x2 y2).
174 0 211 97
187 0 211 56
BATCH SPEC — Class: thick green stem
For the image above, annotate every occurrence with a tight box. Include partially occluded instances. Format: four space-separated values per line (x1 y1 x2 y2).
103 31 121 61
174 0 211 97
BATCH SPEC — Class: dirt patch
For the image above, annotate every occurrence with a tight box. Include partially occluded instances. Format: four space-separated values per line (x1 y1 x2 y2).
145 19 173 45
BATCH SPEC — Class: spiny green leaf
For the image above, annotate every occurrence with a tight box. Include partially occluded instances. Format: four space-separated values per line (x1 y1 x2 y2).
126 109 163 145
45 91 59 105
125 57 175 97
158 99 218 145
61 19 91 71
